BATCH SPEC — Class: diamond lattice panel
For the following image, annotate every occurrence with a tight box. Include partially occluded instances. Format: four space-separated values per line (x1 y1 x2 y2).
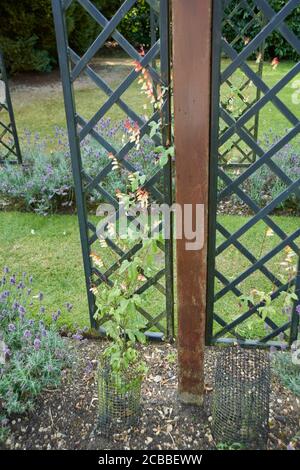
53 0 174 338
208 0 300 348
0 51 22 164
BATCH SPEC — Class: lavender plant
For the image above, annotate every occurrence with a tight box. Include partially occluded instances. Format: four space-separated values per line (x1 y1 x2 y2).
247 132 300 212
0 121 158 215
0 267 72 442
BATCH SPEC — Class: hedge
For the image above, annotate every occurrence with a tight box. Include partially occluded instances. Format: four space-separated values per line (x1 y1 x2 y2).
223 0 300 61
0 0 298 74
0 0 151 74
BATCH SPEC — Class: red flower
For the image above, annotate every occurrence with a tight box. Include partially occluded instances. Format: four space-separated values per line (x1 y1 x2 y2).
133 60 142 72
271 57 279 70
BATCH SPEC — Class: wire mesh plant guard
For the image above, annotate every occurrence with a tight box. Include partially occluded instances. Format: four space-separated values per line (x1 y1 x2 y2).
212 347 271 449
97 360 142 436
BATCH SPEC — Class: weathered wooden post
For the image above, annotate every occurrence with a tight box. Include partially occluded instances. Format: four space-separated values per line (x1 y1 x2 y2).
173 0 213 405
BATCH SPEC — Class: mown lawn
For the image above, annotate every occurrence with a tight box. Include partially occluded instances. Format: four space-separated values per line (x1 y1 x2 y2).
2 58 299 338
0 211 299 338
11 58 300 143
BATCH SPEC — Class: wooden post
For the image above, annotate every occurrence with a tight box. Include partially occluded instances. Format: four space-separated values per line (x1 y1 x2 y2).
173 0 212 405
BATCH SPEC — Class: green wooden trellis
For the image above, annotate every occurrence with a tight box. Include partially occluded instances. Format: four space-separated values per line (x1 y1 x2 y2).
0 51 22 164
53 0 300 349
207 0 300 348
52 0 174 340
220 0 265 167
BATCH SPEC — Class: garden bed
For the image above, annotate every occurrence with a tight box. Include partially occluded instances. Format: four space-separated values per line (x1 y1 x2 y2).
1 338 299 451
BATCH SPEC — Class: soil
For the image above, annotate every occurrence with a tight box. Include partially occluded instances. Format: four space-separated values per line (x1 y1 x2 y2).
1 338 299 451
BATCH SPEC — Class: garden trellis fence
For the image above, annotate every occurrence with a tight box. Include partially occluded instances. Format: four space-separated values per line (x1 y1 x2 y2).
52 0 174 339
220 0 265 167
53 0 300 349
0 51 22 164
207 0 300 348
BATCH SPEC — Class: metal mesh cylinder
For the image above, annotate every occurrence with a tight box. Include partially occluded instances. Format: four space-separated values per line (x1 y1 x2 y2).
97 362 142 436
212 347 270 449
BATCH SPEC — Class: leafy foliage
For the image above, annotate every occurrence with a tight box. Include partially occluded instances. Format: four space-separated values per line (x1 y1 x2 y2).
273 351 300 397
0 122 158 215
0 268 73 441
0 0 152 74
246 133 300 213
223 0 300 61
92 172 164 383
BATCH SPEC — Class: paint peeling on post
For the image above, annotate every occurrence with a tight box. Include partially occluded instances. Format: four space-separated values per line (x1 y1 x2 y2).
173 0 212 405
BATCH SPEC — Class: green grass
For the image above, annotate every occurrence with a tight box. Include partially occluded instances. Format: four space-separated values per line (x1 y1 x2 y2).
3 58 299 337
215 215 300 339
220 60 300 139
12 57 145 140
11 59 300 144
0 212 88 330
0 211 298 338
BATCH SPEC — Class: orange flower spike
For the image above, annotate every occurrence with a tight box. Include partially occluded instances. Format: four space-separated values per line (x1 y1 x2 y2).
136 188 149 208
271 57 279 70
146 79 153 91
115 189 122 199
124 118 132 131
90 253 104 268
133 60 142 72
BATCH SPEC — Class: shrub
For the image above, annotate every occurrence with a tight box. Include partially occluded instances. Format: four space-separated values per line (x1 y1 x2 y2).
273 351 300 397
0 0 152 74
246 133 300 213
0 121 158 215
0 267 73 441
223 0 300 61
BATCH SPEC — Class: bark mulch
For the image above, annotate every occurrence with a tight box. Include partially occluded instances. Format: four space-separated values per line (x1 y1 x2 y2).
1 338 299 450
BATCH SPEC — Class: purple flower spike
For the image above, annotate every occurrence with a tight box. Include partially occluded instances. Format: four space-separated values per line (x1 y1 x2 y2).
33 338 41 351
23 330 31 339
72 332 83 341
18 305 26 317
3 344 10 358
38 292 43 302
8 323 16 332
296 305 300 316
282 305 292 315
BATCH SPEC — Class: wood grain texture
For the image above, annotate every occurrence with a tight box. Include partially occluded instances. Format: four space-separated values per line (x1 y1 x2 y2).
173 0 212 405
